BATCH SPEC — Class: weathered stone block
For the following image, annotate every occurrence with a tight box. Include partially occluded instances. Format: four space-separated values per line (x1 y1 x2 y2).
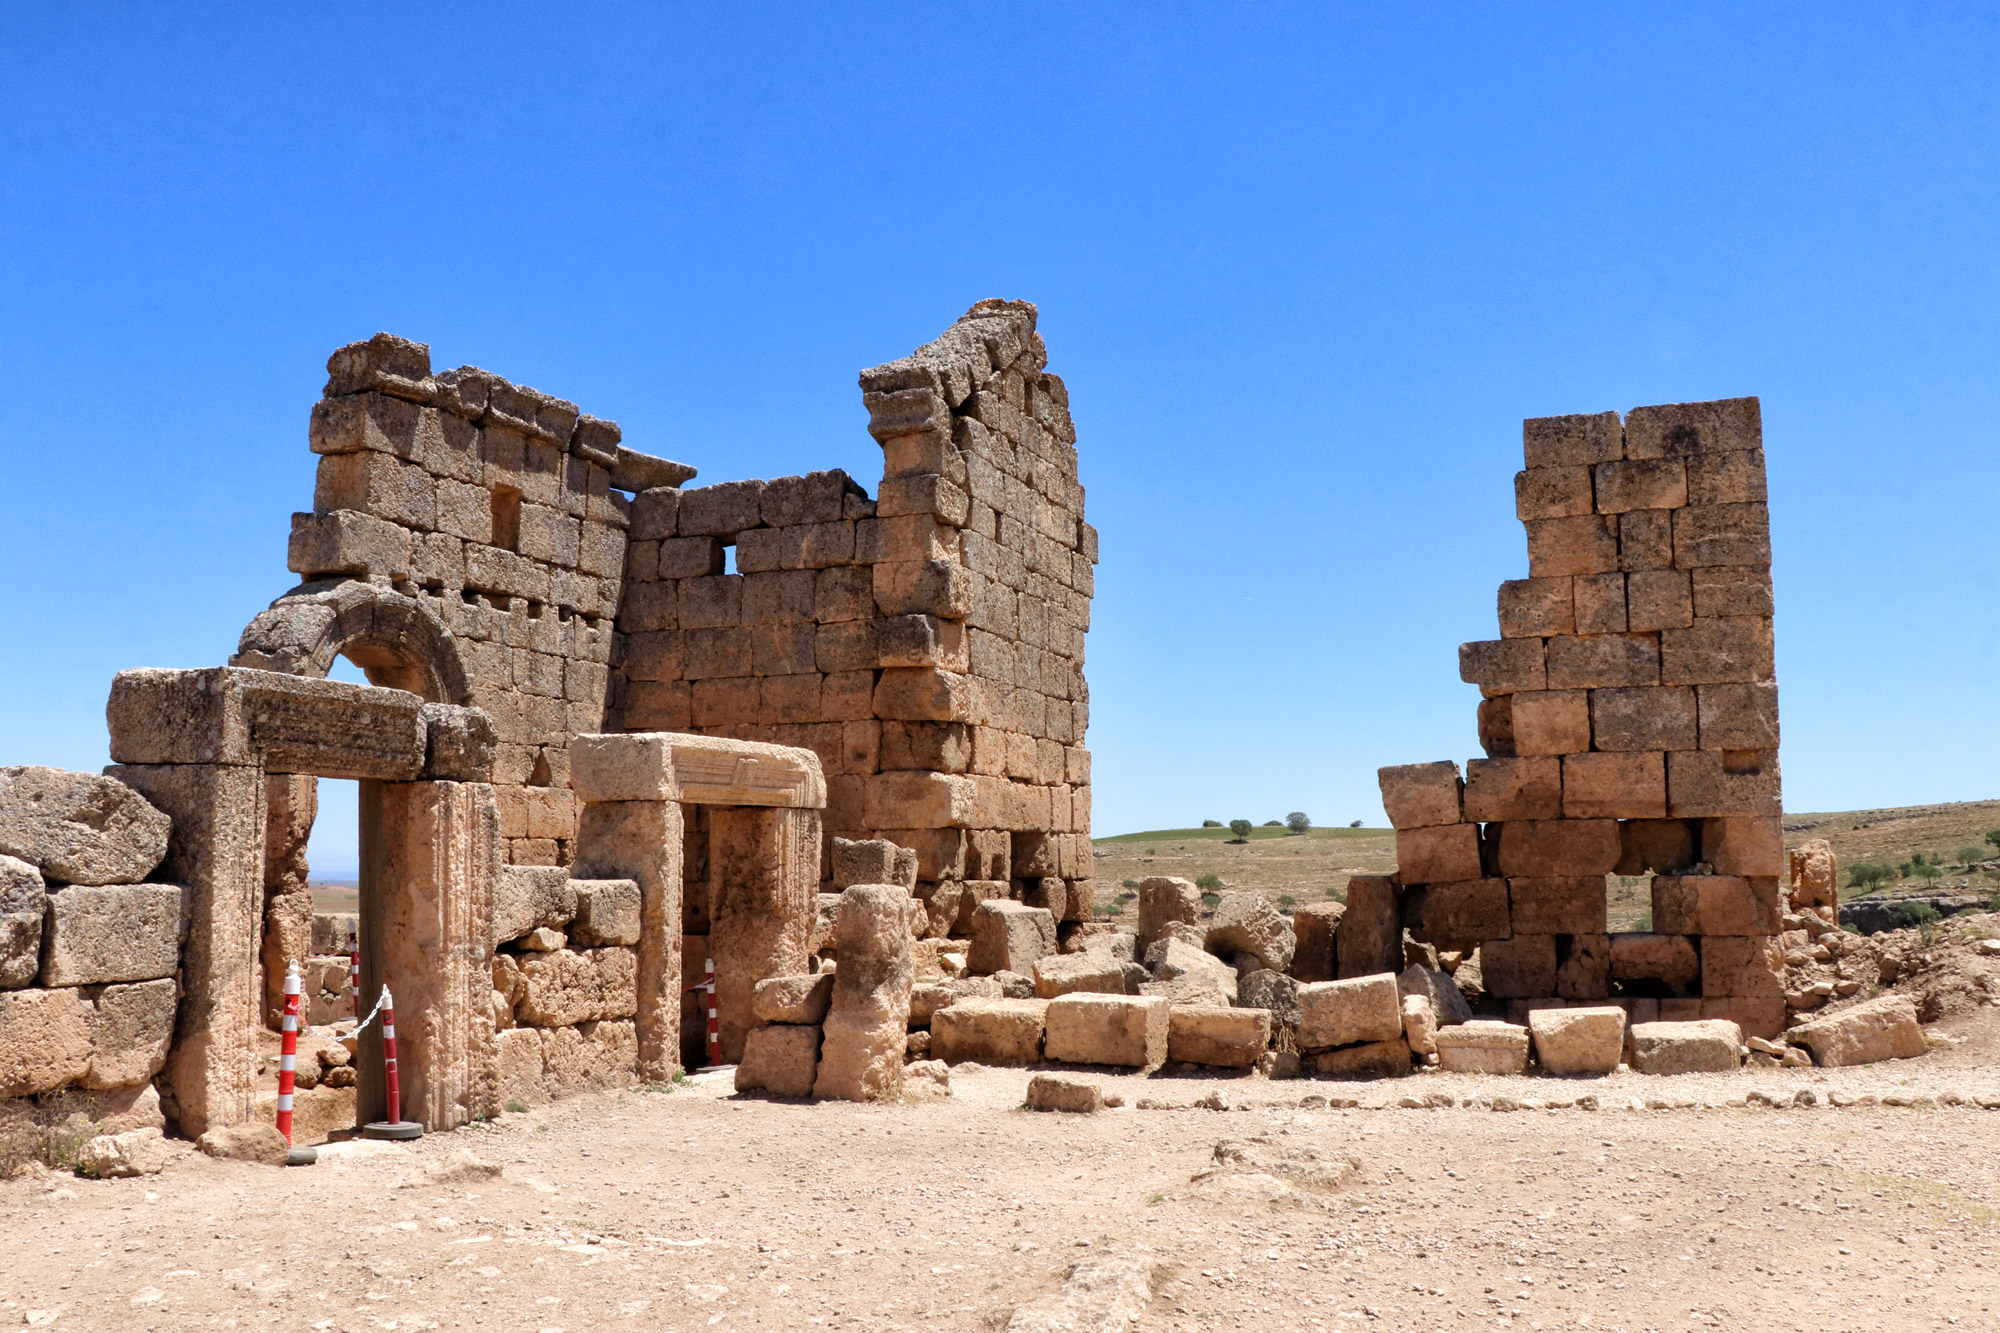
814 884 915 1101
1434 1020 1529 1074
1514 466 1594 521
85 978 177 1089
1529 1006 1625 1076
1377 762 1463 829
908 976 1001 1027
1290 901 1342 983
0 986 90 1097
1555 934 1611 1000
1526 515 1618 578
1033 951 1128 999
1480 935 1556 999
1167 1005 1271 1067
493 865 576 945
1608 933 1699 990
733 1024 820 1097
1700 935 1783 997
1204 892 1295 972
1043 993 1169 1069
514 947 638 1026
1507 877 1606 936
1459 639 1547 695
1524 411 1622 468
1788 995 1925 1067
0 855 43 989
0 767 171 886
1402 878 1508 950
1628 1019 1741 1074
1700 815 1784 878
1401 993 1437 1056
1145 937 1238 1003
1509 690 1591 756
40 884 185 986
1337 875 1403 977
1136 877 1200 949
1497 577 1574 638
568 879 641 946
1545 633 1660 690
1492 819 1621 877
1024 1073 1103 1113
1666 749 1780 818
1306 1036 1413 1078
1396 824 1482 885
930 997 1047 1065
1463 757 1562 823
1572 572 1626 634
1296 974 1403 1051
752 973 835 1025
1651 875 1779 937
968 900 1056 976
831 836 918 890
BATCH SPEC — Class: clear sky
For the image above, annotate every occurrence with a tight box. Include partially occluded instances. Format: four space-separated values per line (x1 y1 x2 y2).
2 6 1995 877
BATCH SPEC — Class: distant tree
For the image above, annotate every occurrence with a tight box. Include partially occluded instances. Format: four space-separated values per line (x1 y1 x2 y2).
1847 862 1895 891
1227 819 1253 841
1285 812 1311 835
1987 828 2000 853
1277 893 1297 908
1914 861 1944 881
1348 820 1362 829
1201 820 1222 828
1262 820 1282 827
1953 845 1986 865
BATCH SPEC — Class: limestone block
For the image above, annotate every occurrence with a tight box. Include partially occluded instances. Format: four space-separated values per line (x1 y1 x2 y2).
0 986 91 1096
567 730 827 808
1514 466 1593 521
1145 937 1238 1003
708 806 818 1063
0 767 171 885
1700 996 1785 1043
1524 410 1623 467
1398 963 1474 1027
1377 762 1463 829
1434 1020 1530 1074
1627 569 1693 632
1701 815 1785 878
1497 576 1576 638
1625 397 1761 458
1700 935 1783 998
419 704 497 782
1237 969 1300 1035
1628 1020 1742 1075
493 866 576 945
1401 994 1438 1056
909 976 1001 1027
752 973 834 1025
1695 682 1780 751
831 837 918 890
1481 935 1556 999
1033 952 1128 999
967 900 1056 976
1507 877 1606 936
1290 901 1342 983
108 668 426 780
1786 837 1838 913
1459 638 1547 695
1615 819 1696 875
79 1126 177 1178
1594 458 1687 513
1043 993 1169 1069
85 979 177 1089
1462 757 1561 822
40 884 185 986
1667 749 1781 819
1609 933 1699 990
1509 690 1591 756
1337 875 1404 977
1788 995 1925 1067
197 1123 289 1166
1492 820 1621 877
930 997 1047 1065
1670 504 1771 571
1588 685 1696 753
568 879 642 946
1555 934 1612 1000
1306 1037 1413 1079
542 1019 638 1098
1396 824 1482 884
735 1024 821 1097
1529 1006 1625 1075
1560 751 1666 819
514 948 638 1026
1402 878 1507 950
0 855 43 989
1168 1005 1271 1067
1204 892 1295 972
1525 514 1618 578
1296 974 1403 1052
1025 1073 1103 1113
1617 508 1673 571
494 1026 546 1107
1572 572 1627 633
813 884 916 1101
1136 876 1200 948
1651 875 1779 937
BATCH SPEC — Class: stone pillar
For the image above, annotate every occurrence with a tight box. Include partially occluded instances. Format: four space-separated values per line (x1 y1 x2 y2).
812 884 914 1101
359 780 500 1130
709 807 819 1064
573 798 684 1082
106 762 266 1139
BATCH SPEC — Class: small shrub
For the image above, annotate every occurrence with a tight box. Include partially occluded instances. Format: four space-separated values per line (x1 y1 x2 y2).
1262 820 1282 827
1889 901 1941 930
1848 862 1896 891
1097 902 1124 917
1986 829 2000 854
1914 862 1944 881
1325 886 1343 900
505 1099 529 1114
1200 892 1222 909
1634 912 1653 932
1953 845 1986 865
1202 820 1222 828
1277 893 1297 908
1348 820 1362 829
1195 873 1225 892
1120 877 1139 889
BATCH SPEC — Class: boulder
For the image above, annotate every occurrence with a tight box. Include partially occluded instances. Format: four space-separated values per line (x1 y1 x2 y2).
1135 876 1200 949
1398 963 1474 1027
931 997 1048 1065
567 879 642 946
1033 952 1129 999
1168 1005 1271 1067
751 973 835 1025
909 976 1002 1027
78 1126 176 1178
813 885 916 1101
1065 927 1138 962
1787 995 1927 1068
1236 969 1300 1035
1205 892 1296 972
967 901 1056 976
735 1024 821 1097
902 1058 952 1100
1628 1019 1742 1075
0 766 170 885
1401 994 1437 1057
0 854 43 989
197 1122 289 1166
492 865 575 945
39 884 185 986
1434 1020 1530 1074
992 970 1037 999
1043 993 1169 1069
1528 1006 1626 1076
1145 937 1238 1002
1025 1073 1103 1113
1296 974 1403 1052
1306 1037 1413 1078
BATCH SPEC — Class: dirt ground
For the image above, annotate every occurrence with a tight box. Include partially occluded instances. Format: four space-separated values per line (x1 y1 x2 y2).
6 1010 2000 1333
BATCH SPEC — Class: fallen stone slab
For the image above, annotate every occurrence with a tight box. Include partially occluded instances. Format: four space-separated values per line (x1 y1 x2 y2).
1024 1073 1105 1113
1204 891 1296 973
0 766 170 886
1033 951 1129 999
78 1126 178 1178
1296 973 1403 1051
1167 1005 1271 1067
1628 1019 1743 1075
909 977 1002 1027
735 1024 821 1098
931 997 1047 1065
1305 1037 1414 1079
968 900 1057 976
197 1123 290 1166
1005 1253 1153 1332
1434 1020 1530 1075
1044 993 1169 1069
1787 994 1927 1067
1529 1006 1626 1076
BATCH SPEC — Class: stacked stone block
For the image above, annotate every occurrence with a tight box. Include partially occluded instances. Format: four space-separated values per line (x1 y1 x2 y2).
240 332 695 868
608 301 1096 936
1379 398 1787 1039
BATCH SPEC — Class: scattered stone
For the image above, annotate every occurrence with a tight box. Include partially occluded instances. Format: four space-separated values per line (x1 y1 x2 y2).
1401 994 1438 1057
1204 892 1296 972
1787 994 1927 1067
1628 1019 1743 1075
1398 963 1474 1027
1167 1005 1272 1067
77 1127 175 1178
1024 1073 1104 1114
1256 1050 1303 1079
1004 1253 1152 1332
1144 937 1239 1003
909 977 1002 1027
901 1058 951 1101
1296 973 1403 1051
196 1123 290 1166
1529 1006 1625 1076
1236 969 1300 1034
398 1148 503 1188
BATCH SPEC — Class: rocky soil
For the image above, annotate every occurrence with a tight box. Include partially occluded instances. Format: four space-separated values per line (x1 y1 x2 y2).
4 1007 1999 1333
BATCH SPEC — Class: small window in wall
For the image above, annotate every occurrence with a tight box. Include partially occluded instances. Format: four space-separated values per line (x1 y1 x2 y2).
721 541 737 575
491 487 522 553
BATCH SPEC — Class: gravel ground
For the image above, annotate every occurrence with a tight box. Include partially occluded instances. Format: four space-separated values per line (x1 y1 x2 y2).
1 1021 1996 1333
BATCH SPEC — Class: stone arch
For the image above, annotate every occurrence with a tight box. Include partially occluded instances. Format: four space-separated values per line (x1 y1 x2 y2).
231 580 476 706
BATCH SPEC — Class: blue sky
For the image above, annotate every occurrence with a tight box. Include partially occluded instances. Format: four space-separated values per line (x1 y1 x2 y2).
2 5 1996 876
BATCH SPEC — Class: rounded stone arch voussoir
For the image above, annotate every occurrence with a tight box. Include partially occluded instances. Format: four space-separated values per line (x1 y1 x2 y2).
231 580 475 706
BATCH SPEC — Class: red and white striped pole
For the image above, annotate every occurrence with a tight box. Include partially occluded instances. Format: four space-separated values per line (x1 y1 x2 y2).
276 962 301 1144
381 985 402 1126
704 957 720 1067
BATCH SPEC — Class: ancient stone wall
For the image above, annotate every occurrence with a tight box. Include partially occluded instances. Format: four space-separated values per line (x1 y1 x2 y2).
1379 397 1787 1037
608 301 1097 942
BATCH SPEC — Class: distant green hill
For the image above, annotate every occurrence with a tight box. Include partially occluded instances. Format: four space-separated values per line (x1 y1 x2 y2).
1093 825 1386 844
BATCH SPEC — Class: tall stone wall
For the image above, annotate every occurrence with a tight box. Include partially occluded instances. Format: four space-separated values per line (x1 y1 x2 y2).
608 300 1096 936
1380 397 1786 1037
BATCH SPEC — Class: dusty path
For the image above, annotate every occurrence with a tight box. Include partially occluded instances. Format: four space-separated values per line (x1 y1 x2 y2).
3 1049 1998 1333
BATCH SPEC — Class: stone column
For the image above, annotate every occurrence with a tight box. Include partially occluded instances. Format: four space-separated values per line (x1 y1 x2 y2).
709 807 818 1063
573 798 684 1083
362 779 500 1130
106 762 266 1139
812 884 914 1101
